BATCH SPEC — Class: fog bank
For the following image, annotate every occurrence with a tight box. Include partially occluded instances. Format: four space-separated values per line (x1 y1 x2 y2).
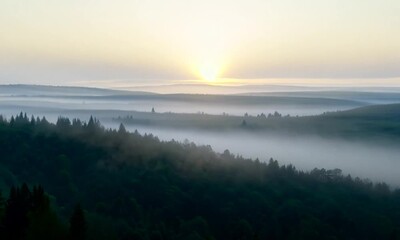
121 125 400 186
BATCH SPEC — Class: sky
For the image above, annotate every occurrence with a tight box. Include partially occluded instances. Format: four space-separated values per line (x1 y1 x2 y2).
0 0 399 88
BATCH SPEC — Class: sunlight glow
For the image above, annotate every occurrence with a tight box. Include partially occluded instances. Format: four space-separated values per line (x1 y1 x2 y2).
1 1 399 85
198 63 221 83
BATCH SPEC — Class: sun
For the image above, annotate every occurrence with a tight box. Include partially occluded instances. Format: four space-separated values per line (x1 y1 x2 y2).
199 63 219 82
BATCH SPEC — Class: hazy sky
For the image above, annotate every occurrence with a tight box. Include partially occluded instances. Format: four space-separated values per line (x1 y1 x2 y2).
1 0 399 87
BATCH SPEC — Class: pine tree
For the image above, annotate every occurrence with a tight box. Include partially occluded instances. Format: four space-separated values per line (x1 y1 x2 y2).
3 185 31 240
0 191 5 218
69 204 87 240
118 123 127 134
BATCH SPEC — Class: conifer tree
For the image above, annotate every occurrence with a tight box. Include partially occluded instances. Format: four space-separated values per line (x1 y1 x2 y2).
69 204 87 240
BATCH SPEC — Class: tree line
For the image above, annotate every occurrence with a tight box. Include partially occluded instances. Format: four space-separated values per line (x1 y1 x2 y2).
0 112 399 239
0 183 86 240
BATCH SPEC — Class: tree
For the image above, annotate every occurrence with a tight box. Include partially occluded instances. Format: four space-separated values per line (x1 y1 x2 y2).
0 191 4 224
69 204 87 240
229 219 254 240
273 111 282 117
26 186 65 240
72 118 82 128
87 116 95 129
30 115 36 125
3 184 32 240
118 123 127 134
57 117 71 129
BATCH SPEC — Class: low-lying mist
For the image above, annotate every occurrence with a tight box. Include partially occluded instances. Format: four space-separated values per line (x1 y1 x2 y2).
2 86 400 186
0 96 360 116
116 124 400 186
1 108 399 186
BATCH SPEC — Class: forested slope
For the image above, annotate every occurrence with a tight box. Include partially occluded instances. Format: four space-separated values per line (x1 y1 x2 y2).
0 113 400 239
116 103 400 141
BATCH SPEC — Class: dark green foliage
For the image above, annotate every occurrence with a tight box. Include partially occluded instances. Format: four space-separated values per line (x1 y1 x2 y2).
1 184 65 240
69 204 86 240
0 191 4 217
3 184 31 240
0 113 400 239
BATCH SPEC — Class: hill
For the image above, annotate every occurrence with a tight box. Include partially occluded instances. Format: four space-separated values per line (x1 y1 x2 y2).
114 103 400 142
243 91 400 104
0 114 400 239
327 103 400 119
0 84 151 97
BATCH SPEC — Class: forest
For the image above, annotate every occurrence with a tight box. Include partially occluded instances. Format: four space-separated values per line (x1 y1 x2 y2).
115 103 400 142
0 113 400 239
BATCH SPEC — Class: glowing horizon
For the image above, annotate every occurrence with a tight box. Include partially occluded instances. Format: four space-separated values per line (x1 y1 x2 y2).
0 0 399 88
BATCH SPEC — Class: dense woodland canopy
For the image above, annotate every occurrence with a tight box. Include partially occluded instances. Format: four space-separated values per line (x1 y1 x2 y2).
0 113 400 239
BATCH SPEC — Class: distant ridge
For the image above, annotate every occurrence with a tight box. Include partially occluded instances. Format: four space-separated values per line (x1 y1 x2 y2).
118 83 400 95
327 103 400 119
0 84 154 96
241 90 400 101
122 83 320 94
3 83 400 97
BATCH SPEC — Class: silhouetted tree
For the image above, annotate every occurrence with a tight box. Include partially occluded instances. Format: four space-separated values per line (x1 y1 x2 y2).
118 123 127 134
273 111 282 117
69 204 87 240
0 114 399 239
3 184 32 240
0 191 4 224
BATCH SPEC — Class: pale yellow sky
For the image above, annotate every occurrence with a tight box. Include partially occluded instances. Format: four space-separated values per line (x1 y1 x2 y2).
0 0 399 87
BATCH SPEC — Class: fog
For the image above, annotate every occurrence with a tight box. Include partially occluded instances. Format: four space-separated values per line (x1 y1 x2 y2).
4 104 398 186
115 125 400 186
0 95 363 117
4 108 400 186
2 86 400 186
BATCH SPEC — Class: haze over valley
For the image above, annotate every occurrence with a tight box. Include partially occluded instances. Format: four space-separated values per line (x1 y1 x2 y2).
2 84 400 185
1 1 400 239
